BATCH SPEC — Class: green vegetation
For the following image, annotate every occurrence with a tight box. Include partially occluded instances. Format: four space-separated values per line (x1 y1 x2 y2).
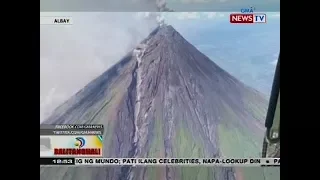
243 91 268 122
90 80 129 152
149 117 165 157
246 100 266 122
170 121 216 180
147 117 165 180
263 167 280 180
218 124 261 157
179 167 214 180
239 167 279 180
195 167 215 180
242 167 265 180
145 167 166 180
218 100 263 157
173 121 204 158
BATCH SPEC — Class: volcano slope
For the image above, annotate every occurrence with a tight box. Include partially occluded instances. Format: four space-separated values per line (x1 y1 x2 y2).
41 25 268 180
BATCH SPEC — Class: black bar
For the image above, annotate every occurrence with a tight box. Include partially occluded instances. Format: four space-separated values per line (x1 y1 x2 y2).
40 157 75 165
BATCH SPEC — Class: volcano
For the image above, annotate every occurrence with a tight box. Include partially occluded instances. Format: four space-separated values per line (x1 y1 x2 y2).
41 25 268 180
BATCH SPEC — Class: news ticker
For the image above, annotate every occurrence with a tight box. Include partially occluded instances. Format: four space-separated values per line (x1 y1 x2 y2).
40 158 279 167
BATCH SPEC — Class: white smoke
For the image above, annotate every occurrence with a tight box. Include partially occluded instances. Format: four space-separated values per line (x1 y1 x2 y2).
156 14 166 26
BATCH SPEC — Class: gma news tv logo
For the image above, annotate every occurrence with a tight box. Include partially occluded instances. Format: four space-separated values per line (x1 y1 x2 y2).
230 7 266 24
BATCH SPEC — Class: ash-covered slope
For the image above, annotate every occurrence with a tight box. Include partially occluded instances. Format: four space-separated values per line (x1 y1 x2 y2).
41 25 268 180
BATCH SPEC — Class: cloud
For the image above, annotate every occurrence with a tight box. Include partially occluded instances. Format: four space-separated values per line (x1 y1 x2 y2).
204 12 217 19
270 59 278 66
177 12 200 19
150 12 227 22
180 0 211 3
40 12 158 123
271 13 280 18
197 12 226 19
270 53 279 66
135 12 156 19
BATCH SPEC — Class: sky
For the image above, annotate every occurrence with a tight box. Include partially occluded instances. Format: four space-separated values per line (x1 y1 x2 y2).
40 12 280 123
